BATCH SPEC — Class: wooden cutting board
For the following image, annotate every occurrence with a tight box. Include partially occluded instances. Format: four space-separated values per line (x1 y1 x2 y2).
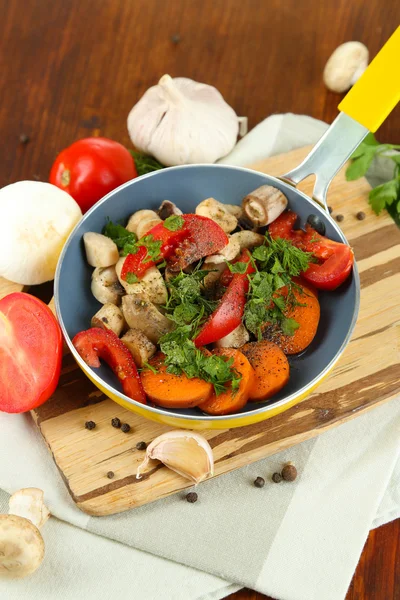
2 146 400 516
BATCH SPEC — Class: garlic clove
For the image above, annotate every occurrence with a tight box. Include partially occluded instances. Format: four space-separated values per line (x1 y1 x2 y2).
323 42 369 93
127 75 239 166
8 488 50 529
136 430 214 484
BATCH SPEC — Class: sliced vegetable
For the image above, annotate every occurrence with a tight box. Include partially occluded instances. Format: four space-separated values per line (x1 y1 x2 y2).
241 340 289 401
49 137 137 214
72 327 146 403
141 352 213 408
0 293 62 413
121 329 156 368
168 214 228 271
262 285 320 354
194 250 255 347
268 211 354 290
198 349 254 415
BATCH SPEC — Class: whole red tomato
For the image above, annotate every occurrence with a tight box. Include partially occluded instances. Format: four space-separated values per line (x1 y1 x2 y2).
49 137 137 213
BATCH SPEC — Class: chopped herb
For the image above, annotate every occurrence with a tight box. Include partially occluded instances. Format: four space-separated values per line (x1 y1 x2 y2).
142 361 158 374
129 151 165 176
139 234 162 262
225 261 248 275
126 272 139 284
244 236 313 340
103 221 137 255
163 214 184 231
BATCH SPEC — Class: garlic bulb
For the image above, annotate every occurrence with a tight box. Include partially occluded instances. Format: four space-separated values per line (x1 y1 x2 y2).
0 181 82 285
127 75 239 166
136 430 214 483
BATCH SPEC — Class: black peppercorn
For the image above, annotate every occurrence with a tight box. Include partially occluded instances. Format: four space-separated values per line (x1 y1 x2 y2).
111 417 121 428
272 472 282 483
19 133 30 144
282 463 297 482
186 492 198 503
171 33 181 44
254 476 265 488
107 471 114 479
356 211 366 221
335 214 344 222
136 441 147 450
121 423 131 433
306 214 326 236
85 421 96 430
328 206 333 214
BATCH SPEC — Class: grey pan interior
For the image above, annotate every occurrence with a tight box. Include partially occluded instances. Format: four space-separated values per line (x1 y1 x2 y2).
55 164 360 423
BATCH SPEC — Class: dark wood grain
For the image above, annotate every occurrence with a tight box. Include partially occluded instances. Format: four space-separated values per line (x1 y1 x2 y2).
1 0 399 598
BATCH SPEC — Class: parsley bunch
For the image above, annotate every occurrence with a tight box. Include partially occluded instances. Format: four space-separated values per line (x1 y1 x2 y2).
244 235 314 340
129 151 165 176
346 133 400 217
103 221 137 255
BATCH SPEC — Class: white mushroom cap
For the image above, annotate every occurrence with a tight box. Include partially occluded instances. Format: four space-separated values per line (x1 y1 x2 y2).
0 514 44 579
323 41 369 93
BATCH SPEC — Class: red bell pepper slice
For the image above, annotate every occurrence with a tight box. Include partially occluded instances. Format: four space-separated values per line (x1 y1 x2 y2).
73 327 146 403
168 214 228 271
121 221 188 280
194 250 255 346
269 211 354 290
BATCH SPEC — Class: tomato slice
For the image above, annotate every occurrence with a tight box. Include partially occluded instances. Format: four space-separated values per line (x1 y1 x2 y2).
302 244 354 290
73 327 146 403
168 214 228 271
269 211 354 290
194 250 255 346
121 222 187 280
0 293 62 413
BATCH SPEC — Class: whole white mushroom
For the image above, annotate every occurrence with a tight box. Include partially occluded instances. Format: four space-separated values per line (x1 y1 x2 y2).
0 181 82 285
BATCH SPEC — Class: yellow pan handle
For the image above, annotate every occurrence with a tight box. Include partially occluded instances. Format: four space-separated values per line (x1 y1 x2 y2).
339 26 400 132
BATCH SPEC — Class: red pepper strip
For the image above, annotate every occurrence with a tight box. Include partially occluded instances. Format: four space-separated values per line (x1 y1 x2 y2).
121 222 188 280
73 328 147 404
168 214 228 271
194 250 255 347
269 211 354 290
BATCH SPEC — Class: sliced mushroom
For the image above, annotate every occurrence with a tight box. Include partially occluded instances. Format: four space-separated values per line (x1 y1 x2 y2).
230 230 265 250
121 328 156 367
140 266 168 304
91 266 124 305
157 200 183 219
122 292 172 344
83 232 119 267
126 209 162 238
91 303 126 336
242 185 288 227
202 262 226 290
0 488 49 579
116 258 167 304
223 203 243 219
195 198 237 233
204 235 241 264
214 323 250 348
323 42 369 93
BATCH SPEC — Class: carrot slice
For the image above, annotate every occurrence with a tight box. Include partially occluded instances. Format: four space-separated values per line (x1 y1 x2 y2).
140 352 213 408
198 348 254 415
263 285 320 354
241 340 289 401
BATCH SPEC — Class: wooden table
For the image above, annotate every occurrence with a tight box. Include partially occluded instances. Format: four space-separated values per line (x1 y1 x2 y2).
1 1 399 598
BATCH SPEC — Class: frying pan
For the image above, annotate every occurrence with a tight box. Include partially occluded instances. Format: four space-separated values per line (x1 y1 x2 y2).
55 27 400 430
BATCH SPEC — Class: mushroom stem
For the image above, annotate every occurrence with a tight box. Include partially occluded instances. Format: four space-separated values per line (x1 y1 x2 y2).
9 488 50 529
242 185 288 227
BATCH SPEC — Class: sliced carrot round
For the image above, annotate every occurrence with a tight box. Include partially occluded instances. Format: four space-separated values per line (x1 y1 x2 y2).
263 284 320 354
241 340 289 402
198 348 254 416
140 352 213 408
